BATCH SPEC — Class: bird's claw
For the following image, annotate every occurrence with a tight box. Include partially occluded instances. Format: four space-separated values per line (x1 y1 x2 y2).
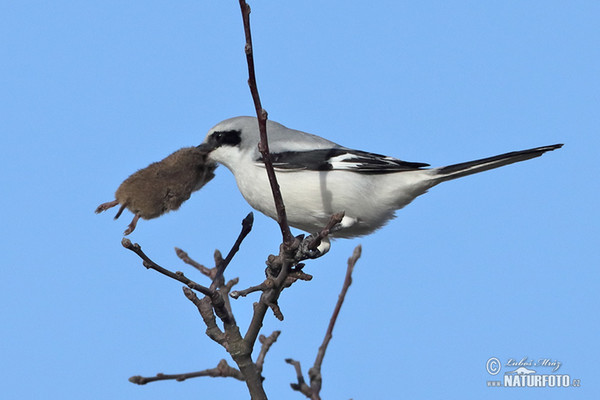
296 233 324 260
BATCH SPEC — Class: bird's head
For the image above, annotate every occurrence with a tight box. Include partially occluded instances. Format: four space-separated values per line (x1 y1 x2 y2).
197 116 261 168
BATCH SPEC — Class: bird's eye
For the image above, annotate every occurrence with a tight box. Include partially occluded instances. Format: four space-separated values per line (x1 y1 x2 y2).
211 130 242 147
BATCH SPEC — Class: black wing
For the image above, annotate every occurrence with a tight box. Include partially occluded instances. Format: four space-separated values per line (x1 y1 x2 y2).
259 148 429 174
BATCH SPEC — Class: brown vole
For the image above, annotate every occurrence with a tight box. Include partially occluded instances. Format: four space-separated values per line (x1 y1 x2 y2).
96 146 217 235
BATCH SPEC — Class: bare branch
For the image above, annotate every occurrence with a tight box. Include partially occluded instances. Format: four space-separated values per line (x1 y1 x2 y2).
211 212 254 290
285 359 313 398
287 245 362 399
175 247 215 278
314 245 362 371
267 301 284 321
244 253 294 347
214 249 224 267
287 270 313 283
226 277 240 289
122 238 240 328
230 278 275 299
256 330 281 372
122 238 214 297
182 287 226 347
238 0 293 245
129 359 244 385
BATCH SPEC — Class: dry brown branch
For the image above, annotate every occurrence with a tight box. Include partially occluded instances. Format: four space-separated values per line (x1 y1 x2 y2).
173 214 267 398
244 251 296 348
285 359 313 397
256 330 282 372
182 287 227 347
314 245 362 371
238 0 293 245
175 247 215 278
129 359 244 385
123 215 355 398
287 245 362 399
121 238 214 297
121 3 361 400
287 270 313 283
211 212 254 289
230 278 275 299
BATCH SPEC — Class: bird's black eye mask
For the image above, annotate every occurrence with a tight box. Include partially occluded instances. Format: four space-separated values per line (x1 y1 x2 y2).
209 129 242 147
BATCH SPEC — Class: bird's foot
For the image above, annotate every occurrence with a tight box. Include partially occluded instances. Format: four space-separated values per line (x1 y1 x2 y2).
297 234 330 260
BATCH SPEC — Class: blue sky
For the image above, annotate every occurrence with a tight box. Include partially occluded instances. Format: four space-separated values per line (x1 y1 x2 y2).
1 1 598 399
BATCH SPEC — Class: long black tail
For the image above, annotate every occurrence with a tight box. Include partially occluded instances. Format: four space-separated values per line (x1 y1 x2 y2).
432 144 563 182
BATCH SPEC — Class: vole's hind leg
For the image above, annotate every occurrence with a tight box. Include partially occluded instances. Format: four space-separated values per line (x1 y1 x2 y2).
124 214 140 236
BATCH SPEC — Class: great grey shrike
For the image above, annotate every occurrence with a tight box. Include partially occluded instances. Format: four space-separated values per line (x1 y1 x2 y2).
199 116 561 250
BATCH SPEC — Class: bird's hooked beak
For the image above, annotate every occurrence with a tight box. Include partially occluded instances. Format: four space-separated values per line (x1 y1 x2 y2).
196 141 216 154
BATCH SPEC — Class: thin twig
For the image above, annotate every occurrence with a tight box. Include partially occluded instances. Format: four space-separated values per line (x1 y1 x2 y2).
256 330 282 372
122 238 214 297
129 359 244 385
286 245 362 399
182 287 226 347
122 238 237 326
238 0 293 245
230 278 275 299
175 247 216 278
287 270 313 282
266 301 283 321
314 245 362 371
285 359 313 398
211 212 254 290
